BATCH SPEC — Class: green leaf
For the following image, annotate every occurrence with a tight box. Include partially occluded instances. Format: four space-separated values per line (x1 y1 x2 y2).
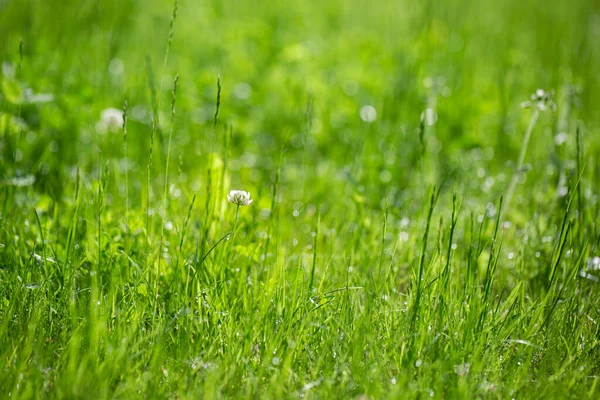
137 284 148 297
1 79 23 104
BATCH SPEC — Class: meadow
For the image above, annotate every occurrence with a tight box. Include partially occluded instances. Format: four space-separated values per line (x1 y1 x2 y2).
1 0 600 398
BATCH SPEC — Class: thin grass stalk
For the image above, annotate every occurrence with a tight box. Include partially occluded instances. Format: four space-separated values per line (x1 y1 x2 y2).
502 108 540 219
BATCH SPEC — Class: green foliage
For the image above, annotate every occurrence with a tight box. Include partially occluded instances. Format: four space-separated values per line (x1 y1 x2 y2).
1 0 599 398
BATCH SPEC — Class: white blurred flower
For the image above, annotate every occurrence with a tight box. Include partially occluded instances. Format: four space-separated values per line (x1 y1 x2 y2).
535 89 545 98
587 256 600 271
97 107 124 133
554 132 568 146
421 108 438 126
359 105 377 123
227 190 253 206
520 89 556 112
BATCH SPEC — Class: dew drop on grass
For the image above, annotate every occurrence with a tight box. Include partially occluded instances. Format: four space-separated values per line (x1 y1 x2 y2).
415 359 422 368
272 357 280 366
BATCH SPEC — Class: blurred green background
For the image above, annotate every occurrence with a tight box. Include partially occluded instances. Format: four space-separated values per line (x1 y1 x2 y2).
2 1 600 397
1 0 598 210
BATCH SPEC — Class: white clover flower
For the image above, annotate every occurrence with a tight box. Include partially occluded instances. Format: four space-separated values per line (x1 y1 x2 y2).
227 190 253 206
97 107 124 133
520 89 556 112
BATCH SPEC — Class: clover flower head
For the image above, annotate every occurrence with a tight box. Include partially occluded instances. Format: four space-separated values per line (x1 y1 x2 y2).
227 190 253 206
97 108 124 133
520 89 556 112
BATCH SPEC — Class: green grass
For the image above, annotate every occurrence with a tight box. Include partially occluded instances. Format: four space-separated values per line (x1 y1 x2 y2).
1 0 600 398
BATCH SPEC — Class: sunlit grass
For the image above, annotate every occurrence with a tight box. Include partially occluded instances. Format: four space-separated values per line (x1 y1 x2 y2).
1 0 599 398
